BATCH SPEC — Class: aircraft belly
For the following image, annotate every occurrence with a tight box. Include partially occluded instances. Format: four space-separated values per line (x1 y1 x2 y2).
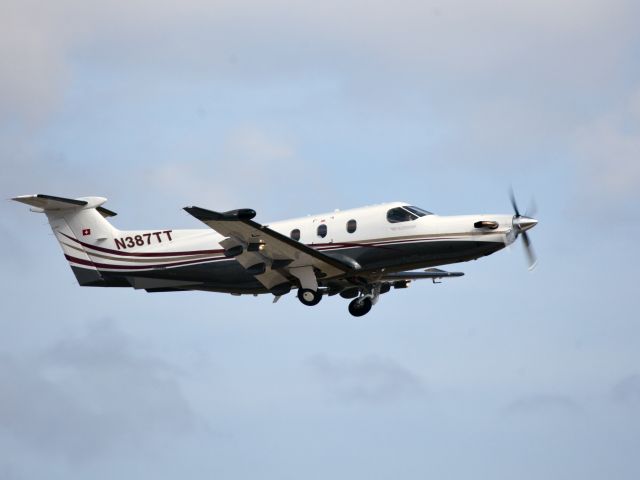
332 239 505 271
74 239 504 293
97 258 265 293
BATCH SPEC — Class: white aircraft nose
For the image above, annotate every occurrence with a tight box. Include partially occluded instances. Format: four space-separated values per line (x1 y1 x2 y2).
514 216 538 232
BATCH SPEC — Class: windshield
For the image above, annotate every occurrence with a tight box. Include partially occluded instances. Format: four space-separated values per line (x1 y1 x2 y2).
386 206 432 223
405 206 432 217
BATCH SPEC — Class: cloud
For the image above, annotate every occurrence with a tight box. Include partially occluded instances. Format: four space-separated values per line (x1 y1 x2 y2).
612 374 640 406
0 2 71 124
2 0 638 124
142 126 334 216
573 88 640 205
504 393 580 415
2 0 639 215
0 463 22 480
144 126 294 202
308 354 425 404
0 319 200 462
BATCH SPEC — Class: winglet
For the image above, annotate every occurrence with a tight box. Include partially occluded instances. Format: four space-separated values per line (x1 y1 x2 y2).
184 206 256 221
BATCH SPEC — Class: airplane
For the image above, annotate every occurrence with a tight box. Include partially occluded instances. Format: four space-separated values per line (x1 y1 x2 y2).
12 193 537 316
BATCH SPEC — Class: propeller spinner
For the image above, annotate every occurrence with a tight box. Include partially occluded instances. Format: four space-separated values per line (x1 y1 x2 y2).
510 190 538 270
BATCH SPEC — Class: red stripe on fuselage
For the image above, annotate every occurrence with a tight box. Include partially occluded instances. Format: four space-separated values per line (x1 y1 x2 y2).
61 233 225 257
60 232 402 259
64 254 228 270
62 231 486 269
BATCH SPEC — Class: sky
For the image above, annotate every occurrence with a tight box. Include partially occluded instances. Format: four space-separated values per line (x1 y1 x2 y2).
1 0 640 478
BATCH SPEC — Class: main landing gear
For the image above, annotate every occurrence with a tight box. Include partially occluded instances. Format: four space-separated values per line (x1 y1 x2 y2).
296 283 385 317
297 288 322 306
296 280 384 317
348 296 373 317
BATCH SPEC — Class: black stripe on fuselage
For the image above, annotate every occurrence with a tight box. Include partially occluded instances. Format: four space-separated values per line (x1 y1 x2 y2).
71 239 505 292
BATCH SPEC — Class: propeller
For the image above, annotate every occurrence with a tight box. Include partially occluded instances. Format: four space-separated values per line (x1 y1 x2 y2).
509 189 538 270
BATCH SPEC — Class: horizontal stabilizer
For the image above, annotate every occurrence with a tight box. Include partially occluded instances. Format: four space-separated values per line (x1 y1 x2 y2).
12 194 87 210
12 194 117 216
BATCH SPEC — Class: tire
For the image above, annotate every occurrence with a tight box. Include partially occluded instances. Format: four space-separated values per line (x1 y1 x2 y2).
297 288 322 306
348 297 372 317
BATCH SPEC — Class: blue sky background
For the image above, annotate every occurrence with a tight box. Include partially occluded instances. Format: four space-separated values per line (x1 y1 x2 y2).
1 1 639 478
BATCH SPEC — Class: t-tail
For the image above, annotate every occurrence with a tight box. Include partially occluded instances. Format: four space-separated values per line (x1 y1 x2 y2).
12 194 119 286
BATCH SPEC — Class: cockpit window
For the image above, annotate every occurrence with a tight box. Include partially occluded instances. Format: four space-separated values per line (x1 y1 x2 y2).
387 207 414 223
386 206 432 223
405 206 432 217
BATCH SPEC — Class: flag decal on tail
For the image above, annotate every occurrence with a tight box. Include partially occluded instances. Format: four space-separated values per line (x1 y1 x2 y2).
82 228 91 236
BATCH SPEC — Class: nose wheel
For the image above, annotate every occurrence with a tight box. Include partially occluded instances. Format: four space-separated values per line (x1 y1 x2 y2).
348 296 373 317
297 288 322 306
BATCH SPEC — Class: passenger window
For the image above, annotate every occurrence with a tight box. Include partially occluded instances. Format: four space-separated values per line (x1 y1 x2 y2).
317 224 327 238
346 219 357 233
290 228 300 241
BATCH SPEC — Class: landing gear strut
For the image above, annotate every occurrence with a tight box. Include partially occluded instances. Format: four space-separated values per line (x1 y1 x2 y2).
348 296 373 317
297 288 322 306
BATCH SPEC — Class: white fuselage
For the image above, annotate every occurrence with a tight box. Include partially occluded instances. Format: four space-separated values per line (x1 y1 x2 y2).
14 194 537 316
111 203 515 257
97 202 515 275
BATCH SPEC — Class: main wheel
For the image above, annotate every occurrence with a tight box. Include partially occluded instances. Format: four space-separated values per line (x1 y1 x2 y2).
298 288 322 306
348 297 373 317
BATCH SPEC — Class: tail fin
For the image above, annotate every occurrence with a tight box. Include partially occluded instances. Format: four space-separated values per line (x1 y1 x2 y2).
13 194 119 286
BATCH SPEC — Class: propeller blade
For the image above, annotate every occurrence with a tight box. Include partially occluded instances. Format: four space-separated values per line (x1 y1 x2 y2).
521 231 537 270
509 188 521 217
525 197 538 218
509 189 538 270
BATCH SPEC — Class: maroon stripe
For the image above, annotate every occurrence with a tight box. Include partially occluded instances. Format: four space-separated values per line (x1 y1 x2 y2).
317 242 398 251
65 235 483 272
64 254 227 270
62 232 409 258
61 233 224 257
63 232 471 264
319 236 462 249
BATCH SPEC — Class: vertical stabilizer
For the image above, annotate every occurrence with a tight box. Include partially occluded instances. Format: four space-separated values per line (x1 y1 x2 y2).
12 195 119 286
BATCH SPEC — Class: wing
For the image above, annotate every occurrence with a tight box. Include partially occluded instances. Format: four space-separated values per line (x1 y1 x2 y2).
183 206 355 291
382 268 464 281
